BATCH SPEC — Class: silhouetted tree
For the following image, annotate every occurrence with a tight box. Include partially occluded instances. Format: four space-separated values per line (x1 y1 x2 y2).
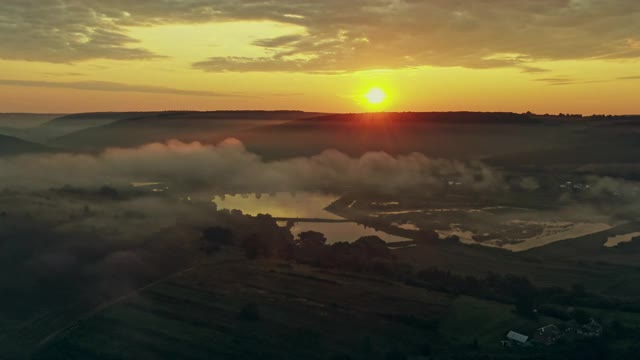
297 231 327 248
201 226 234 254
353 236 392 259
242 234 271 259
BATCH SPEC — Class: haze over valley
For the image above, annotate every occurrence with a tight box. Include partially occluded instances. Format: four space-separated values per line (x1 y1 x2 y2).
3 1 640 359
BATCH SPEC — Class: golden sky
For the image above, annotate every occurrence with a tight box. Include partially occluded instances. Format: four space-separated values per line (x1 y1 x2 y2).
1 1 639 114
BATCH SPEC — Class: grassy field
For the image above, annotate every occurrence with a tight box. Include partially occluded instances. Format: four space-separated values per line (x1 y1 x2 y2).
440 296 552 346
34 255 453 359
392 236 640 298
25 252 640 360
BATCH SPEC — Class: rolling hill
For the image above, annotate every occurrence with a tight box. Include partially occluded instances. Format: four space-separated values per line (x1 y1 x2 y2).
0 134 51 156
32 259 452 360
29 112 164 141
51 111 325 150
0 113 63 129
237 112 587 160
0 113 66 139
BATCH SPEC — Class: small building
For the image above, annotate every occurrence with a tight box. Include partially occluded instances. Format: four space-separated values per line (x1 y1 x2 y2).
533 324 562 345
506 331 529 346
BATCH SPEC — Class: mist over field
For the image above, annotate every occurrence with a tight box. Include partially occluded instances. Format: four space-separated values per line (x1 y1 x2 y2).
0 138 508 195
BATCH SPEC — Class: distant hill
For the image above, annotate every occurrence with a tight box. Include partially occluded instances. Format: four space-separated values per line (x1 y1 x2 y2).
0 134 51 156
35 111 640 165
0 113 65 139
237 112 584 160
289 112 540 125
52 111 326 150
30 112 163 141
486 129 640 169
0 113 63 129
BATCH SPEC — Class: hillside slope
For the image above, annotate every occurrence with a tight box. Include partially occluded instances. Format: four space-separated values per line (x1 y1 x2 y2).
31 112 162 141
0 134 51 156
52 111 325 150
33 258 452 359
238 112 585 160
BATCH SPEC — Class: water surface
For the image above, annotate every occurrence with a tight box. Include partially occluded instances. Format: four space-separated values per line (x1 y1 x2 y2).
213 192 410 243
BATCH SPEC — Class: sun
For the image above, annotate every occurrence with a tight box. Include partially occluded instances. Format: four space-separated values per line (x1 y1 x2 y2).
364 87 387 105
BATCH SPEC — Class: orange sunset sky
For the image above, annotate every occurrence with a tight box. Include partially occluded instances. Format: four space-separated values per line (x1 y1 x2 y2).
1 1 639 114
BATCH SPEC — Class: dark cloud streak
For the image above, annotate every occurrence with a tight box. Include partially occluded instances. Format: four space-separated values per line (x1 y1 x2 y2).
0 79 245 97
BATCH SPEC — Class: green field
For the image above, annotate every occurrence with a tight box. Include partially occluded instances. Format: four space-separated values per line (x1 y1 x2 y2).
35 256 453 359
440 296 553 346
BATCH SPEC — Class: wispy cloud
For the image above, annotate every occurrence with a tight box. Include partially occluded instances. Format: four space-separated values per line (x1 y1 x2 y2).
42 72 86 77
1 1 640 73
0 79 245 97
535 77 577 86
535 76 609 86
519 66 550 74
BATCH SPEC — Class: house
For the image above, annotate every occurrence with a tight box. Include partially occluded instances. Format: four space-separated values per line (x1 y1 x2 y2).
506 331 529 346
533 324 562 345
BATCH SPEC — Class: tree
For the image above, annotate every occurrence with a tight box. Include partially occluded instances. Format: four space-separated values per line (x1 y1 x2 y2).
297 231 327 248
354 236 391 258
201 226 234 254
203 226 234 245
242 234 271 259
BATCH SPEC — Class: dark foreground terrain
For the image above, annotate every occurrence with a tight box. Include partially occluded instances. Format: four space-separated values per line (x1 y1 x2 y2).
1 111 640 359
32 250 640 360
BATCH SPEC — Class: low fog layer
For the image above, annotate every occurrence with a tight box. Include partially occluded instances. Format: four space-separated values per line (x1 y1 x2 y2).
0 138 507 195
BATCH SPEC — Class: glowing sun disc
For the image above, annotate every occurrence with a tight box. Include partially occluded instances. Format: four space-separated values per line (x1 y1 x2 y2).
365 87 387 105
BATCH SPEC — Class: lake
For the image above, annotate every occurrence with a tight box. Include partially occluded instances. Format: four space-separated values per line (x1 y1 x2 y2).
212 193 410 244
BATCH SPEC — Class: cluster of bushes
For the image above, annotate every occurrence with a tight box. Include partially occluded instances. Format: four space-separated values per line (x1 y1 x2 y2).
197 216 640 359
202 221 396 272
412 268 640 317
200 216 640 317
